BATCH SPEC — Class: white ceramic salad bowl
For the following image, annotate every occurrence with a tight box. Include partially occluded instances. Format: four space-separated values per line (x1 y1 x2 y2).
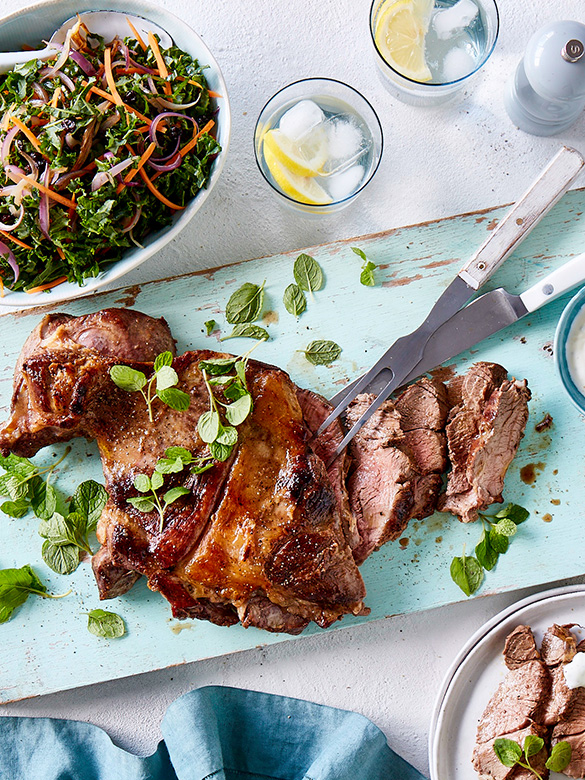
0 0 231 307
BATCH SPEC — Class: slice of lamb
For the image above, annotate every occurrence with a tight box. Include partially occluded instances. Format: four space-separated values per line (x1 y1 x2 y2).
238 593 309 634
394 376 450 431
296 388 359 551
439 373 531 523
541 624 578 666
552 688 585 778
476 660 550 744
543 664 576 726
504 625 540 670
472 722 548 780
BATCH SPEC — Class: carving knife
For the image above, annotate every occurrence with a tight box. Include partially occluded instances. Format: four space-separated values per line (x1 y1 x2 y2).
329 251 585 406
317 145 585 458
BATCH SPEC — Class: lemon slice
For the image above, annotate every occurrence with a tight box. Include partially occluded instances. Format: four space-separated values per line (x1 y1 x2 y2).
263 127 328 178
374 0 433 82
263 143 332 205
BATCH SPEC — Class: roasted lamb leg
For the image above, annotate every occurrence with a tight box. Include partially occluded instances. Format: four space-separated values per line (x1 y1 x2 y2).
0 309 367 635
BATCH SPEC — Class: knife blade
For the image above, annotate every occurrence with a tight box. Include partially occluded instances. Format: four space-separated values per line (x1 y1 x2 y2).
318 145 585 459
329 250 585 406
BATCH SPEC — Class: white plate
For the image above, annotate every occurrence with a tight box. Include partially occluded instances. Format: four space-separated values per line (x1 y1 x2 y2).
0 0 231 307
429 584 585 780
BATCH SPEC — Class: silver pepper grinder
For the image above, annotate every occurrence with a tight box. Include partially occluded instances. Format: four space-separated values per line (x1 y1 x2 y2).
505 20 585 136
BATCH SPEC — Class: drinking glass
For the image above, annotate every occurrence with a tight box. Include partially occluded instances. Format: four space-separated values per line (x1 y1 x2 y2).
370 0 499 106
254 78 383 214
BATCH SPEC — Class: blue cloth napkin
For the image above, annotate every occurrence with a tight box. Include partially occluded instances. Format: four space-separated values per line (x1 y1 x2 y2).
0 685 426 780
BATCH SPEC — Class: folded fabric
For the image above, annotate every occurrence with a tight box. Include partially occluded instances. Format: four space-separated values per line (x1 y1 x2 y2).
0 685 427 780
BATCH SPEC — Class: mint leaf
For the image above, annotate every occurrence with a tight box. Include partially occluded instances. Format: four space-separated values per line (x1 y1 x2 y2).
155 365 179 391
87 608 125 639
199 357 237 375
153 351 173 372
221 324 269 342
523 734 544 758
0 565 47 623
109 365 146 392
450 554 483 596
489 528 509 554
225 281 265 324
497 503 530 525
493 518 517 538
157 387 191 411
493 738 522 768
475 531 498 571
303 340 342 366
224 394 252 426
42 540 79 575
546 741 572 772
163 486 190 505
293 254 323 293
198 410 220 443
127 496 155 513
283 283 307 317
71 480 107 532
204 320 216 336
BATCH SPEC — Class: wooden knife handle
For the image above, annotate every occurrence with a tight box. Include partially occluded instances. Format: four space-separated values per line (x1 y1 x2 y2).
459 146 584 290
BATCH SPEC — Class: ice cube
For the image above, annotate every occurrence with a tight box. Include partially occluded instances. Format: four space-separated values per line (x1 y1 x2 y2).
278 100 325 142
442 46 477 81
327 165 365 202
327 119 363 161
432 0 479 40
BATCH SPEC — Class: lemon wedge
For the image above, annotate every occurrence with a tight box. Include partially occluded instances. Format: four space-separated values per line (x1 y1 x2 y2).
263 143 332 205
374 0 433 82
263 127 328 178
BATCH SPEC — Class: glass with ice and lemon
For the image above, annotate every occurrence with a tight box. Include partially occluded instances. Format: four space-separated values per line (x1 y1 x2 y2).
370 0 499 104
254 79 383 213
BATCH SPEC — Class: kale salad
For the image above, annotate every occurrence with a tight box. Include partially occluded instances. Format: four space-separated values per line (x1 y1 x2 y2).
0 18 221 293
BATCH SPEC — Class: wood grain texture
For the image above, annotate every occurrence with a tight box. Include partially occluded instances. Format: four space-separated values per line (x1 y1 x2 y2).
1 189 585 703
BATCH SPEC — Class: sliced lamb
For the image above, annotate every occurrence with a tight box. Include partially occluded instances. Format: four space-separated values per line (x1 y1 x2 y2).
344 377 448 564
540 624 577 666
503 624 540 670
439 363 531 523
472 722 549 780
475 660 550 744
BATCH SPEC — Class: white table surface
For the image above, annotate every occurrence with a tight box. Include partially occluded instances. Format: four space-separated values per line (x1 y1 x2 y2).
2 0 585 774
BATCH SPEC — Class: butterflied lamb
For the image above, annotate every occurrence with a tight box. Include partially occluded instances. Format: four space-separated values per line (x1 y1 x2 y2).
0 309 367 634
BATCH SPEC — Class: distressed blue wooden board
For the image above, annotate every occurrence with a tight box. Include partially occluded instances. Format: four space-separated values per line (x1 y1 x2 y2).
1 189 584 702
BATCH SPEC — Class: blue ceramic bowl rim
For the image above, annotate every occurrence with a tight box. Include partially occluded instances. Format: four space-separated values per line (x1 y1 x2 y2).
554 284 585 415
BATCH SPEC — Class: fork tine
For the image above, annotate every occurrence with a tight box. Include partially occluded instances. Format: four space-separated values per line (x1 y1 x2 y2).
314 358 393 438
326 377 396 466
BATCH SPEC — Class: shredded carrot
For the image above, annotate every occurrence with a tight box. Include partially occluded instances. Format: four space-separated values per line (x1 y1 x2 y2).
0 278 4 297
86 84 152 126
180 119 215 158
116 141 157 194
17 175 77 209
26 275 68 294
10 116 41 152
138 167 184 210
104 48 124 107
56 246 65 259
116 67 148 75
134 124 151 134
126 17 147 51
50 86 61 108
0 231 33 250
147 32 172 95
207 90 223 99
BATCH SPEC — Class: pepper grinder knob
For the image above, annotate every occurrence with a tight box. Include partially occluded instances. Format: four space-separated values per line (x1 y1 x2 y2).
505 21 585 136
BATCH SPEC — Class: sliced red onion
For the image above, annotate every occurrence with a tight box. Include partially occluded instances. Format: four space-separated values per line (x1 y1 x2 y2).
48 42 97 76
53 70 76 92
32 82 49 102
91 158 134 191
149 112 198 147
100 111 121 132
39 165 51 239
104 151 115 159
65 132 79 149
147 76 158 95
0 240 19 283
152 96 200 111
147 153 181 173
44 29 72 77
4 164 26 183
128 57 157 75
152 135 181 163
1 126 19 165
16 145 39 179
0 204 24 231
53 168 90 190
121 205 142 233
